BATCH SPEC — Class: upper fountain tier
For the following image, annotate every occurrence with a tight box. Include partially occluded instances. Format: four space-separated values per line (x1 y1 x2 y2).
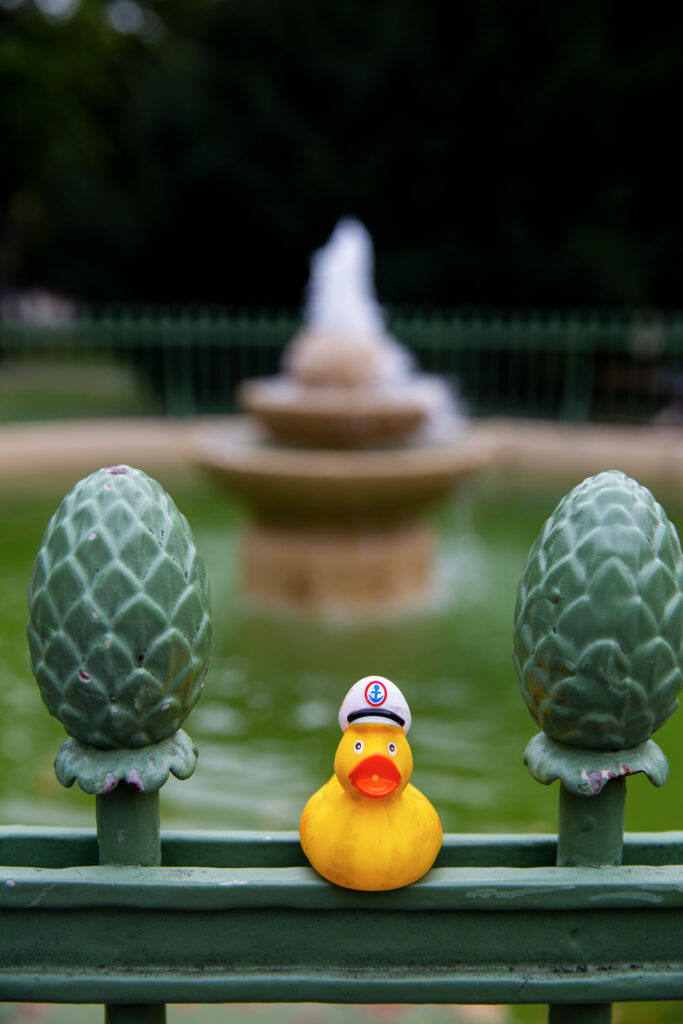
239 219 455 449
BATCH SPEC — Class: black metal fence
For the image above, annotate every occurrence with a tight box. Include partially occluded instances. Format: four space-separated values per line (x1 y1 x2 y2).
2 309 683 424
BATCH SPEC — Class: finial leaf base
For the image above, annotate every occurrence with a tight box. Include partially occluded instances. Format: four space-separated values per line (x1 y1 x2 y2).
55 728 197 795
524 732 669 796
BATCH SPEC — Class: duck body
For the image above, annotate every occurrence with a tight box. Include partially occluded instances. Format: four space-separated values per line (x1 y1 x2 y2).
300 719 442 890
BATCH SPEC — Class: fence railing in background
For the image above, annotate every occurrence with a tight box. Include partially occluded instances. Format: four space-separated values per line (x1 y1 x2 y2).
2 310 683 424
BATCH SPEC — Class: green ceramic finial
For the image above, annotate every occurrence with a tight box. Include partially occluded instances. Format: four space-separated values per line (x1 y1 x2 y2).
27 465 212 795
514 470 683 796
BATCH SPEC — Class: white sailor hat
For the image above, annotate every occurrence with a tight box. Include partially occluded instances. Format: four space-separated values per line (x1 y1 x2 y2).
338 675 412 734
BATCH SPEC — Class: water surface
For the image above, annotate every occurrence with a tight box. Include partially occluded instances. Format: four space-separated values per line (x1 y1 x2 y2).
3 470 682 838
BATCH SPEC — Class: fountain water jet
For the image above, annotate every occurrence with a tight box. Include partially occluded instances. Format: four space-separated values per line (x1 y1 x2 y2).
240 219 460 448
195 219 488 615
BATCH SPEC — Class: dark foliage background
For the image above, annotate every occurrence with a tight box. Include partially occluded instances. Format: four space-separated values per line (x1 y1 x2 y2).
1 0 681 309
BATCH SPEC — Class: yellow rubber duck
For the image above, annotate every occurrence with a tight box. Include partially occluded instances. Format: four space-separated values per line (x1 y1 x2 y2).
299 675 442 890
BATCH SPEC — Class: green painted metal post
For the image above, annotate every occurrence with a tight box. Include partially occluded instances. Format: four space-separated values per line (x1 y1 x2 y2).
105 1005 166 1024
96 788 161 867
98 787 164 1023
513 471 683 1024
26 465 212 1024
548 779 627 1024
556 777 625 870
100 789 164 1020
548 1004 612 1024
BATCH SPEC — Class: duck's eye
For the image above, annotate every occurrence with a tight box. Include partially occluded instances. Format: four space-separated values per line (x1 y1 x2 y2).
387 742 397 756
354 740 364 754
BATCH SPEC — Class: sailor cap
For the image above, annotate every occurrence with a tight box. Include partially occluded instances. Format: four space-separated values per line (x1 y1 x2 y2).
338 675 412 734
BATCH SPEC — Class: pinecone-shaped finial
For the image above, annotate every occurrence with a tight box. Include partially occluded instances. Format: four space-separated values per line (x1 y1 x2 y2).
514 470 683 794
27 465 212 793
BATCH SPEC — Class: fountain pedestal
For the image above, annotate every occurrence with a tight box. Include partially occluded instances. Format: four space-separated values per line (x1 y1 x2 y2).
195 418 488 615
242 520 433 613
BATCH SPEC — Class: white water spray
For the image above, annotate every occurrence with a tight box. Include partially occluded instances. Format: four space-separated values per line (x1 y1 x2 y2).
304 218 386 338
286 218 415 387
285 217 464 437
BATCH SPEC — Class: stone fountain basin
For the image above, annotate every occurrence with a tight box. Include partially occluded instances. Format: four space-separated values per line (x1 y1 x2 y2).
194 418 490 521
238 378 435 449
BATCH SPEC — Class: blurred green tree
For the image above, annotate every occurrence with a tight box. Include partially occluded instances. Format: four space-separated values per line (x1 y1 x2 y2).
1 0 682 308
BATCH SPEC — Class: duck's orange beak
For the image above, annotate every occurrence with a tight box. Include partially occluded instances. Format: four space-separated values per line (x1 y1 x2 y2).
349 754 401 798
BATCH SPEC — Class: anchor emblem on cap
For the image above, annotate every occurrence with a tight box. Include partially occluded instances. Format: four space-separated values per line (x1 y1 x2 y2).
365 680 388 707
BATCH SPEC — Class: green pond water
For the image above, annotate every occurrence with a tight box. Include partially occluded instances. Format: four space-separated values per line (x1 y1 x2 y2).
2 467 683 1023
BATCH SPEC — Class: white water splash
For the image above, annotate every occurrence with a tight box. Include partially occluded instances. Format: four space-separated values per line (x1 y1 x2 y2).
304 218 386 337
284 216 466 435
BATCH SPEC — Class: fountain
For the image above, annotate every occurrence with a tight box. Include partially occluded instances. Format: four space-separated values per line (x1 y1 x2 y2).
195 219 488 614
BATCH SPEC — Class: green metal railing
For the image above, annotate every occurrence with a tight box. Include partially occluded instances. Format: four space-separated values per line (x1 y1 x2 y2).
3 465 683 1022
2 310 683 423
